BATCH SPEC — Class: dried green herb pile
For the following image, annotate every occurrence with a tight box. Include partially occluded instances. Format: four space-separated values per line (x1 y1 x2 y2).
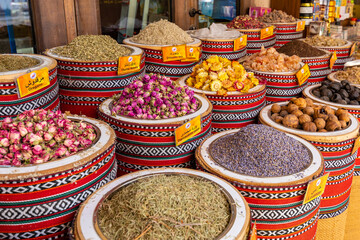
210 124 311 177
131 19 193 45
278 40 327 58
0 55 39 72
98 175 231 240
52 35 132 61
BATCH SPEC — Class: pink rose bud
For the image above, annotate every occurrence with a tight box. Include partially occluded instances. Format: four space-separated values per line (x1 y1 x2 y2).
64 123 74 131
9 131 21 144
0 138 10 147
87 132 96 141
12 157 21 166
48 140 56 148
3 117 12 124
29 133 43 145
43 154 51 162
18 126 28 137
55 146 67 157
48 125 57 135
0 158 11 165
0 148 7 155
57 119 65 128
64 139 74 147
35 123 43 132
32 145 43 155
31 157 44 164
22 144 31 151
44 132 53 141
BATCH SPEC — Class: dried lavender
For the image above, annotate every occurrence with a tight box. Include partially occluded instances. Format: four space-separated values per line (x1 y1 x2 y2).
210 124 311 177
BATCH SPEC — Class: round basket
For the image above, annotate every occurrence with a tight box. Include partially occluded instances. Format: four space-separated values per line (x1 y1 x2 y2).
259 102 359 240
178 75 266 133
0 116 117 240
196 129 324 240
0 54 59 119
235 28 276 56
74 168 251 240
303 84 360 239
98 94 212 176
272 21 305 49
301 50 332 85
327 70 360 89
45 45 145 118
123 38 202 80
197 36 246 60
242 62 308 104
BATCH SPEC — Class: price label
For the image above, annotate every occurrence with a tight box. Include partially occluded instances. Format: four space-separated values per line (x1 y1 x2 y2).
303 173 329 205
330 52 337 69
296 21 305 31
181 46 201 62
352 136 360 155
350 43 356 57
250 221 257 240
296 64 310 86
175 115 201 146
260 26 273 40
162 45 186 62
234 35 247 51
16 67 50 98
118 55 141 75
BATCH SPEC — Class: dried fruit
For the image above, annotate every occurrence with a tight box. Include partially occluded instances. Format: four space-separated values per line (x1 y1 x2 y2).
227 15 268 29
282 114 299 128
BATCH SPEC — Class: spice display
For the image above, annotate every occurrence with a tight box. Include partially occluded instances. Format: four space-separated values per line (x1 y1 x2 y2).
186 55 259 95
0 55 39 72
335 67 360 85
270 97 351 132
227 15 268 29
131 19 193 45
302 35 347 47
52 35 132 61
111 74 198 119
0 109 97 166
243 46 301 72
277 40 327 58
98 174 230 240
191 23 241 39
209 124 311 177
259 10 296 23
313 80 360 105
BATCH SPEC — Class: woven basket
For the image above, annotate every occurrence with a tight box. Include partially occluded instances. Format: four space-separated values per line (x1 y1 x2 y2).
259 102 359 240
45 45 145 118
242 61 308 104
197 37 246 60
73 168 251 240
0 54 59 119
272 21 304 49
236 27 276 55
123 38 201 80
98 94 212 176
301 50 332 85
178 75 266 133
196 130 324 240
0 116 117 240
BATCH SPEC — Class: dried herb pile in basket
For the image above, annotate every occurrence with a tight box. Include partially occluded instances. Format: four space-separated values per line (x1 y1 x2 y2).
0 55 39 72
277 40 327 58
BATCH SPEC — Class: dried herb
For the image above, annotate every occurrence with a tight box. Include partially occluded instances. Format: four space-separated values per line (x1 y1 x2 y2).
210 124 311 177
277 40 326 58
0 55 39 72
259 10 296 23
303 35 347 47
131 19 193 45
52 35 132 61
97 174 230 240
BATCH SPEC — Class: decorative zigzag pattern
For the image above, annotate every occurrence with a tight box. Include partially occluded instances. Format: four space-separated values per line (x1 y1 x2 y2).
247 38 276 49
309 69 332 77
209 92 265 106
318 201 348 219
116 158 192 171
266 84 308 96
202 41 234 48
0 224 68 240
240 189 306 199
202 51 246 60
276 32 303 40
212 104 264 121
146 64 195 76
324 153 356 169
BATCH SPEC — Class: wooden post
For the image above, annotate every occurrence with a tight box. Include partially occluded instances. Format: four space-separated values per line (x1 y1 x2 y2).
172 0 199 30
64 0 77 43
74 0 101 35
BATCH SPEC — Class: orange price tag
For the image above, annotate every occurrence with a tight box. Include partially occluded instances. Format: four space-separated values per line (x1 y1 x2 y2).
260 26 273 40
352 136 360 155
162 45 186 62
181 46 201 62
234 35 247 51
330 52 337 69
118 55 141 75
250 221 257 240
296 64 310 86
296 21 305 31
350 43 356 57
16 67 50 98
175 115 201 146
303 173 329 205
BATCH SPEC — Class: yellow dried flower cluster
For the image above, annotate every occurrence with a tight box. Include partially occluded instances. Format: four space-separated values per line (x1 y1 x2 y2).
186 55 259 95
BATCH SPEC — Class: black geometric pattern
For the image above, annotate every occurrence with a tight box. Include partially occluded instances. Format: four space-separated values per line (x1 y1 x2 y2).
247 37 277 49
209 92 265 106
323 152 356 169
202 41 234 48
267 84 308 96
327 167 354 182
240 189 306 199
60 95 107 103
145 64 196 76
319 201 348 219
202 51 246 61
116 158 192 171
0 223 68 239
212 103 264 121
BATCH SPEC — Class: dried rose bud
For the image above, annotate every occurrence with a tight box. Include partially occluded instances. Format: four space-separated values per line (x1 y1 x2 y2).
0 138 10 147
32 145 43 155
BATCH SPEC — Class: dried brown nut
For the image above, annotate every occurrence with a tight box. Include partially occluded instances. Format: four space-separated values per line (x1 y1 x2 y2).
318 129 327 132
271 104 281 113
335 108 348 116
299 114 312 125
314 118 326 130
293 98 307 109
327 114 338 122
271 113 279 120
322 106 335 115
303 107 314 116
339 120 347 128
338 113 350 122
274 116 284 123
326 120 341 131
305 98 314 107
292 110 303 118
282 114 299 128
287 103 299 113
279 110 289 117
303 122 317 132
281 105 288 111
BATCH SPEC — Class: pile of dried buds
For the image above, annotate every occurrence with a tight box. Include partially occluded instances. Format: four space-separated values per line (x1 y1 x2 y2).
0 109 97 166
111 74 198 119
227 15 267 29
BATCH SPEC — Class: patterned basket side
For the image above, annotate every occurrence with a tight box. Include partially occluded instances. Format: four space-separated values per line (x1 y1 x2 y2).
302 55 331 85
0 146 117 240
201 39 247 60
0 67 59 119
274 23 303 48
331 56 355 72
238 30 276 56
